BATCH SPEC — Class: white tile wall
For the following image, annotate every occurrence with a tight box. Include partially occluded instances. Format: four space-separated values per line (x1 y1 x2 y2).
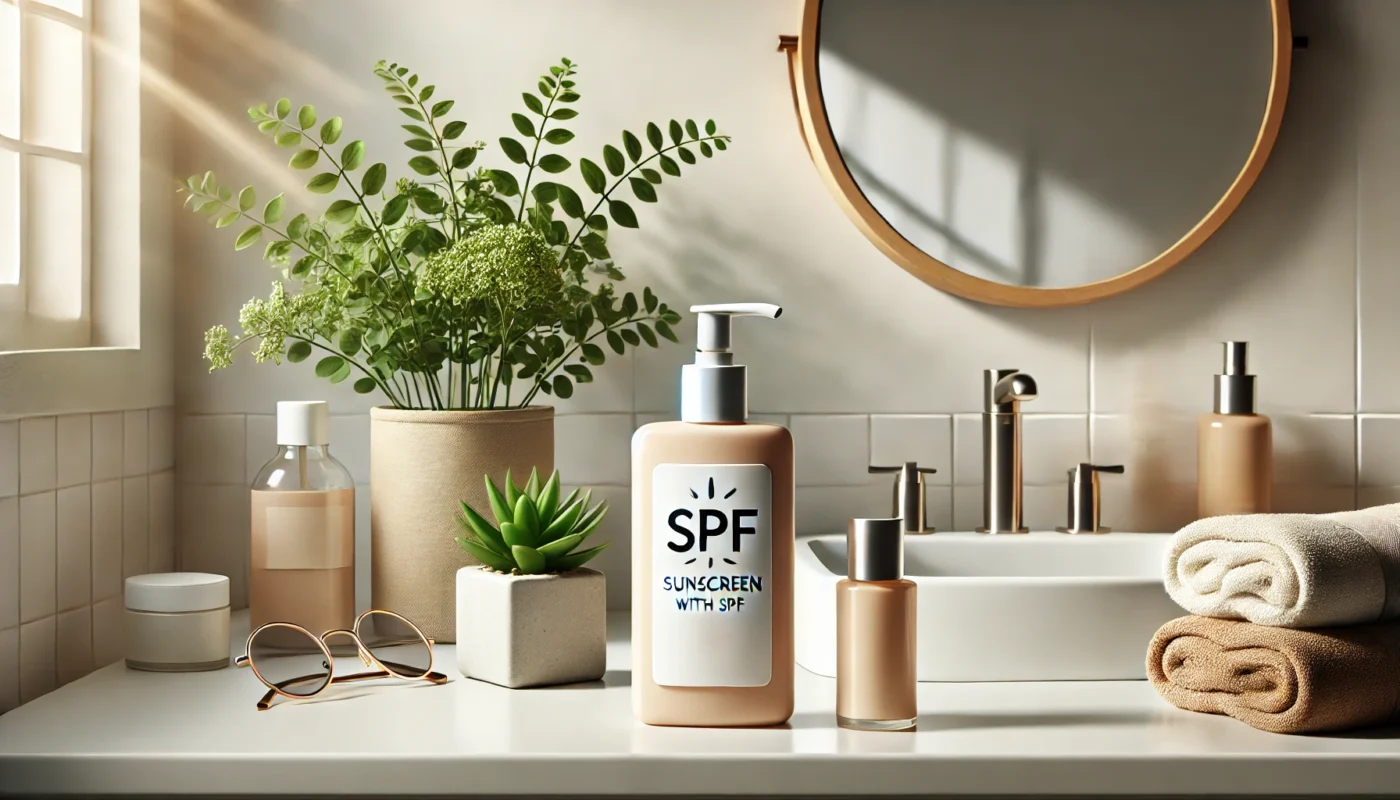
158 3 1400 650
0 406 175 714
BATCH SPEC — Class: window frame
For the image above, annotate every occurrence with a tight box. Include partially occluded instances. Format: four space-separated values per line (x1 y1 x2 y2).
0 0 94 351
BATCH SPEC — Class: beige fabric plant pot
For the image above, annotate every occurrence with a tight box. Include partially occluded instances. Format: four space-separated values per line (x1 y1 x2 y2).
370 406 554 643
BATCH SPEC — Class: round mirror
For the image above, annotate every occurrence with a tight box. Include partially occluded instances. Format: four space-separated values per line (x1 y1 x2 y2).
791 0 1290 307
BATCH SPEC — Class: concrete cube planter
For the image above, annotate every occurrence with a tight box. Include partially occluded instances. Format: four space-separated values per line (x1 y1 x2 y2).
455 566 606 688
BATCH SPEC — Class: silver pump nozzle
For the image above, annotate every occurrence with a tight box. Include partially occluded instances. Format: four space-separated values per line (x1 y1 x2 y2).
681 303 782 423
1214 341 1257 415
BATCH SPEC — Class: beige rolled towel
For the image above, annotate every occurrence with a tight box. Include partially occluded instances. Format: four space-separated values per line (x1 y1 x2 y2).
1148 615 1400 734
1164 504 1400 628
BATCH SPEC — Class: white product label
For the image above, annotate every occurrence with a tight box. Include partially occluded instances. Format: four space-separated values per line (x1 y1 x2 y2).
651 463 772 687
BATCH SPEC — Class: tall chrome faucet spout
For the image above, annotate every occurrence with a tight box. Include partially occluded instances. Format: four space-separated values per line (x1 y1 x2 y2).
980 368 1036 534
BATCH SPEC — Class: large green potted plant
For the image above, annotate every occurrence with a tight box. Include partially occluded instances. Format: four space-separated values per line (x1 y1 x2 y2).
185 58 729 641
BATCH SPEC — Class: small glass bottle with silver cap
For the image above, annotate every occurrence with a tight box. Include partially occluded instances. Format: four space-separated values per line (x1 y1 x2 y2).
837 518 917 731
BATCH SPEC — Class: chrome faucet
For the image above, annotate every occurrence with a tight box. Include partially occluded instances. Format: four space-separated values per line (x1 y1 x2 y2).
979 368 1037 534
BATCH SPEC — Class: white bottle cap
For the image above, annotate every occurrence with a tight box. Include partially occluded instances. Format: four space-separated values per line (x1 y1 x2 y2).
277 400 330 445
125 573 230 613
680 303 782 423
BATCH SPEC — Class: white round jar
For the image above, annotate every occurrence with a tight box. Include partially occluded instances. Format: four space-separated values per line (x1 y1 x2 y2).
124 573 231 672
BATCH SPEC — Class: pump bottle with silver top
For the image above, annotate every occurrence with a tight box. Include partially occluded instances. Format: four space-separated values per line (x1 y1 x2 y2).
633 303 795 727
1197 341 1272 518
837 518 917 731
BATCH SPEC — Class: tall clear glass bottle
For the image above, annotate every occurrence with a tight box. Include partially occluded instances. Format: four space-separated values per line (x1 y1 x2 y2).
250 401 356 634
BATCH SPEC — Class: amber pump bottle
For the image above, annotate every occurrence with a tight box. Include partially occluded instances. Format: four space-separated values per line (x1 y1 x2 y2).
1197 342 1272 518
632 303 794 727
837 517 917 731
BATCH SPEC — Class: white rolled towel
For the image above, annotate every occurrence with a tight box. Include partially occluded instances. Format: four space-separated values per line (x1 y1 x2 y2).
1165 504 1400 628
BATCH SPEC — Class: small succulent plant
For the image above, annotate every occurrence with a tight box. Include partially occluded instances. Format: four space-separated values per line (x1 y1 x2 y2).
455 467 609 575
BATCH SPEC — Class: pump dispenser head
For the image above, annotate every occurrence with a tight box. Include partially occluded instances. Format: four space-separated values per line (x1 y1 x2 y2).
1214 341 1257 415
681 303 782 423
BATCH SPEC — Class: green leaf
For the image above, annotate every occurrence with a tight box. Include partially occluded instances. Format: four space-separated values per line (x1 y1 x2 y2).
341 140 366 171
580 233 610 260
540 502 585 544
669 119 683 144
505 467 524 508
580 343 605 365
407 155 439 176
307 172 339 193
579 158 606 194
512 545 547 575
353 377 377 394
361 162 387 195
337 328 362 356
418 85 435 102
522 92 543 115
512 113 536 138
532 182 559 203
685 119 700 139
638 323 658 347
548 184 582 220
538 532 586 559
287 213 310 239
563 363 594 383
275 98 291 119
678 146 696 165
549 108 578 120
602 145 625 176
289 149 319 170
430 99 454 119
320 117 343 145
646 122 664 150
195 200 222 216
503 511 537 547
700 142 713 158
499 137 528 164
404 138 435 152
714 138 727 151
537 154 570 173
557 90 580 103
297 104 316 129
234 225 262 251
214 211 239 229
442 120 467 140
286 341 312 363
549 543 609 572
400 107 424 122
606 329 625 354
459 501 509 555
456 538 515 573
381 195 409 225
485 475 514 526
260 195 283 225
622 130 643 162
274 131 301 148
238 186 256 212
552 375 573 399
656 319 679 343
608 199 639 228
621 328 640 346
314 355 345 378
705 119 717 135
257 119 278 134
659 154 681 177
641 168 662 184
403 124 432 138
451 147 477 170
325 199 358 224
543 129 575 145
586 214 608 231
630 177 657 203
524 468 542 501
537 470 561 525
290 256 313 279
488 169 520 196
328 360 352 384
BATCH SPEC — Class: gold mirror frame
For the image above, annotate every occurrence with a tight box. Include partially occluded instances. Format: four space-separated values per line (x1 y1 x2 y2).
784 0 1292 308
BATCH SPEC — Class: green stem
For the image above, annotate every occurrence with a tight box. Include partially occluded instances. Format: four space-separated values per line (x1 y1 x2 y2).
516 78 563 222
519 311 662 406
283 335 404 408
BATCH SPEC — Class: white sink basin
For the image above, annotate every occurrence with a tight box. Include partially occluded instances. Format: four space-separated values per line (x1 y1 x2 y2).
795 532 1179 682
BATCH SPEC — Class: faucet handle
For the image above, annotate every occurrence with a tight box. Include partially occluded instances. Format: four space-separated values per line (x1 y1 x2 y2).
868 462 937 534
1056 463 1123 534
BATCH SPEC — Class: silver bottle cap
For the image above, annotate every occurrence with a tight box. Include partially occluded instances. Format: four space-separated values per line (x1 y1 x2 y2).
1213 341 1257 415
847 518 904 582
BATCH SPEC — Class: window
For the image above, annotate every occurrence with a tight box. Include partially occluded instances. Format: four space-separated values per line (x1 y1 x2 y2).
0 0 91 351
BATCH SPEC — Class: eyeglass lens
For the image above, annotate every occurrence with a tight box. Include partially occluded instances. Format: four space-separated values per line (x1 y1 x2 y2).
248 624 332 697
357 611 431 678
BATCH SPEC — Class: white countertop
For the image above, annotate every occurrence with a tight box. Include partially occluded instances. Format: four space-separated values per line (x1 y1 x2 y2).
3 612 1400 797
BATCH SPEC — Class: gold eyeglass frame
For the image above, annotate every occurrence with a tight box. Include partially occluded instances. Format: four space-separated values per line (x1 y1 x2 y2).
236 609 448 710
